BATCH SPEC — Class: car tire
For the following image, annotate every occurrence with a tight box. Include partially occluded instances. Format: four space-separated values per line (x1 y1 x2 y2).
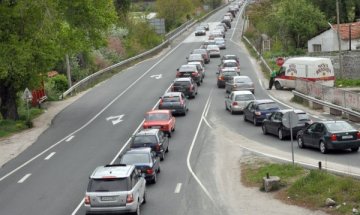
297 137 305 148
158 166 161 173
278 129 284 140
319 141 327 154
230 108 235 115
351 147 359 152
161 151 165 161
166 145 169 153
262 124 268 135
253 117 258 126
152 173 157 184
197 82 201 86
275 81 282 90
243 115 247 122
225 103 228 110
133 202 141 215
143 191 147 204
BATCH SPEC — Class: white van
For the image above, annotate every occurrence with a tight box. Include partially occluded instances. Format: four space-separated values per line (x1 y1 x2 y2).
274 57 335 90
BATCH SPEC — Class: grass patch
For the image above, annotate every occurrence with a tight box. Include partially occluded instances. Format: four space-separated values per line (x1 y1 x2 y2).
242 161 360 215
336 79 360 88
290 96 310 107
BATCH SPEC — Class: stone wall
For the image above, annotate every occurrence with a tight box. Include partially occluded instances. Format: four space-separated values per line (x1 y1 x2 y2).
308 50 360 79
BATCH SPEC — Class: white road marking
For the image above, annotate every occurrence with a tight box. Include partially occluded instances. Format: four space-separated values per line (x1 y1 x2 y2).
0 38 185 184
65 136 74 142
18 174 31 183
204 97 212 117
150 74 162 79
106 114 125 125
44 152 56 160
203 117 213 129
186 90 215 202
174 183 182 193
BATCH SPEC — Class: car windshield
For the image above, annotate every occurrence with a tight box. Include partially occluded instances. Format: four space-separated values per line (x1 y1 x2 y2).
234 77 251 83
87 178 128 192
179 66 195 72
189 55 202 61
223 56 238 61
235 94 254 101
222 71 237 76
297 113 310 121
174 81 190 86
121 153 150 164
163 96 180 102
207 45 218 50
145 113 169 121
133 135 157 144
224 62 238 67
258 103 278 111
325 121 355 132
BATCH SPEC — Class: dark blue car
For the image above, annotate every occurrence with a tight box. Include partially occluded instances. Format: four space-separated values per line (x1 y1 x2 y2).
243 99 280 126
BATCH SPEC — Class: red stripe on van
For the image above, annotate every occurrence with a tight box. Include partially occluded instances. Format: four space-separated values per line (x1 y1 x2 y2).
277 75 335 82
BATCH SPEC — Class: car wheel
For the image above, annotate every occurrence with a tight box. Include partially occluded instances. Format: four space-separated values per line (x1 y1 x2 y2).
278 129 284 140
161 151 165 161
152 173 157 184
319 141 327 154
230 108 234 115
197 82 201 86
243 115 247 122
166 145 169 153
274 81 282 90
253 117 258 126
351 147 359 152
158 165 161 173
143 191 147 204
262 124 268 135
133 202 141 215
297 137 305 148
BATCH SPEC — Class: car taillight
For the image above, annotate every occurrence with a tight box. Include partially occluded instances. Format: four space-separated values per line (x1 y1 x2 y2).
218 76 224 80
84 195 90 205
189 86 193 92
357 132 360 139
192 72 198 76
232 101 238 105
155 144 161 151
146 169 154 174
330 134 337 141
171 86 174 91
176 72 180 77
126 194 134 203
255 111 261 116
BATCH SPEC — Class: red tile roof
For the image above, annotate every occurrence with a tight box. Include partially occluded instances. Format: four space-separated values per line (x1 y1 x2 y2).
332 22 360 40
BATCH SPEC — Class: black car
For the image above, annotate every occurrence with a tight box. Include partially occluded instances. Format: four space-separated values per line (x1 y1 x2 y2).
262 109 312 140
159 92 188 115
243 99 280 126
171 77 198 98
297 121 360 154
130 129 169 160
176 64 202 86
221 19 231 28
119 148 161 184
216 68 238 88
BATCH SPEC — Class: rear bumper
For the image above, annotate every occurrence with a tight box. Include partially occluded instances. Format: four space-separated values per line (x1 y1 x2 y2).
327 140 360 150
85 202 137 214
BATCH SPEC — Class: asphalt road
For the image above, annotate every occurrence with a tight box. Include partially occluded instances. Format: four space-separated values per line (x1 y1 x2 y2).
0 2 360 215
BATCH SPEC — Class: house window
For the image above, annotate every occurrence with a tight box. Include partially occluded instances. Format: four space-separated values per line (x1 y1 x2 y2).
313 44 322 52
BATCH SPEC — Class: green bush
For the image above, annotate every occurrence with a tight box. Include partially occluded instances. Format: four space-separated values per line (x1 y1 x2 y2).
44 74 68 101
336 79 360 87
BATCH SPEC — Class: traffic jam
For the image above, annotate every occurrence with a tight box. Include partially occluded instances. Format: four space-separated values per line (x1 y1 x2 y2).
83 1 360 214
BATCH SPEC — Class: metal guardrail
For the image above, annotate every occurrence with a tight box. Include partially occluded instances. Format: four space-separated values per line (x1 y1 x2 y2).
60 3 230 99
242 36 272 72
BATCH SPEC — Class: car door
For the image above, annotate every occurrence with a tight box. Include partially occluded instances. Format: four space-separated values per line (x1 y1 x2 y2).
158 131 169 152
226 78 234 92
302 123 317 147
311 123 325 147
151 151 160 172
244 102 254 121
225 93 232 109
181 93 187 110
267 112 278 134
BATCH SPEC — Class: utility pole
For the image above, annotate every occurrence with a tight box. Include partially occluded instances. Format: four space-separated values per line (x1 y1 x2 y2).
65 54 72 88
349 24 352 51
336 0 343 78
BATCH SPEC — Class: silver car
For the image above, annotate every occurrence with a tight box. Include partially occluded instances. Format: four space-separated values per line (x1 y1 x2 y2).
225 75 255 94
85 164 146 214
225 90 255 114
206 45 221 57
214 37 226 49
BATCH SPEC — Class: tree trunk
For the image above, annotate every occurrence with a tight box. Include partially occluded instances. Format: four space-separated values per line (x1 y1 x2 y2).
0 83 19 120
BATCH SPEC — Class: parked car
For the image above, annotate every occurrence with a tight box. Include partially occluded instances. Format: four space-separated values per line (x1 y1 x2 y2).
130 128 169 160
191 48 210 64
297 121 360 154
143 110 176 137
84 164 146 215
216 68 239 88
262 109 312 140
171 77 198 98
119 148 160 184
206 45 221 58
199 22 209 31
186 53 204 67
194 26 206 36
225 90 255 114
219 59 239 73
243 99 280 126
176 64 202 86
159 92 188 116
225 75 254 94
214 37 226 49
188 61 205 79
221 54 239 64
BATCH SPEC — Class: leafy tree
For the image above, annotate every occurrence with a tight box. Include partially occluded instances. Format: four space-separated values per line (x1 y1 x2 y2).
156 0 194 31
114 0 131 25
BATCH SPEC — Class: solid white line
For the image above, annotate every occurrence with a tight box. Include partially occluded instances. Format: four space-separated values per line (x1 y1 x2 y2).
18 173 31 183
71 76 174 215
0 41 185 183
174 183 182 193
204 97 212 117
66 136 74 142
230 4 244 40
186 90 215 202
203 117 213 129
44 152 56 160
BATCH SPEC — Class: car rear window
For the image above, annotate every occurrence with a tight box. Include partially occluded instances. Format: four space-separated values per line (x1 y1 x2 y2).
235 94 254 101
222 71 237 76
193 49 206 54
163 96 180 102
179 66 196 72
257 103 279 111
145 113 169 121
325 122 355 132
174 81 190 86
133 135 157 144
87 178 128 192
224 62 238 67
121 153 150 164
234 77 251 83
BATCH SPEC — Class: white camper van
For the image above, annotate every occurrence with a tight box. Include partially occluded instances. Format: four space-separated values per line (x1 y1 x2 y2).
274 57 335 90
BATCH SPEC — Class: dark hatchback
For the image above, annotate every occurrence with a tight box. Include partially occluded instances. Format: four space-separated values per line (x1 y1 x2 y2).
158 92 188 116
119 148 160 184
216 68 238 88
262 109 312 140
171 77 198 98
176 64 202 86
297 121 360 154
243 99 280 126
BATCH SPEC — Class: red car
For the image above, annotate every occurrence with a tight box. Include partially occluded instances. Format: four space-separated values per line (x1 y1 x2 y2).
143 110 176 137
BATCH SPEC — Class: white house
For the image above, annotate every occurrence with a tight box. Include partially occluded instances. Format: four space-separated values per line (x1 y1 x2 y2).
308 21 360 52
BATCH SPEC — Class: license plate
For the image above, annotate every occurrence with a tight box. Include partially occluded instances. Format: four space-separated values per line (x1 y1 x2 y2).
101 196 115 201
183 73 191 77
342 135 353 139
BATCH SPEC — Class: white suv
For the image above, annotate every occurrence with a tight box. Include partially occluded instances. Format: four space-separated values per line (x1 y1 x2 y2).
84 164 146 214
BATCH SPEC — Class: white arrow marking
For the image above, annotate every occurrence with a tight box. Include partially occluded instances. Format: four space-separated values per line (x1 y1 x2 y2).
18 173 31 183
150 74 162 79
106 114 125 125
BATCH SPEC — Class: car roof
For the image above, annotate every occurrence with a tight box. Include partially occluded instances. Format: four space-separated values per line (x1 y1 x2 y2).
189 53 202 57
146 109 170 114
90 164 134 179
180 64 196 69
125 147 152 154
221 68 237 71
231 90 253 95
207 45 219 49
163 92 182 97
188 62 203 66
233 75 251 80
137 128 159 135
322 120 347 124
174 77 192 82
277 109 306 114
254 99 275 104
223 54 238 58
223 59 237 63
